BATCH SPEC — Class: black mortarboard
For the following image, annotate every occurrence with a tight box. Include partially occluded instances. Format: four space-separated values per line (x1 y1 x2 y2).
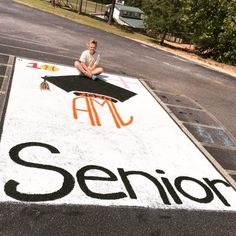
41 75 137 102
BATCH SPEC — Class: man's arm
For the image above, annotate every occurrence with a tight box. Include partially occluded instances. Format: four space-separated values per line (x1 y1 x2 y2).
88 63 97 71
79 51 90 73
88 54 100 72
80 62 92 77
81 62 90 73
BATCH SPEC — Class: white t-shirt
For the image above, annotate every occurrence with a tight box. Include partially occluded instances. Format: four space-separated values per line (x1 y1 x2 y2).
79 50 100 68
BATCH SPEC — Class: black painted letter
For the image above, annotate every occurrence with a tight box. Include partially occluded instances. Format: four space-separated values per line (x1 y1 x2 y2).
175 176 213 203
118 168 171 205
203 178 231 206
77 165 127 199
156 170 183 205
5 142 75 202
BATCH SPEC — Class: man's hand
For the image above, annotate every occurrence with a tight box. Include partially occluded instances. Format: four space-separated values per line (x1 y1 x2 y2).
84 69 92 78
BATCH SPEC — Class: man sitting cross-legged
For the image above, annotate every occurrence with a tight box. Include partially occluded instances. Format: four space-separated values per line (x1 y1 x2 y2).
74 39 103 81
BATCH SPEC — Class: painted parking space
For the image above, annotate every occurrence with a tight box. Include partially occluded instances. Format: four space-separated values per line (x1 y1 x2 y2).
0 58 235 211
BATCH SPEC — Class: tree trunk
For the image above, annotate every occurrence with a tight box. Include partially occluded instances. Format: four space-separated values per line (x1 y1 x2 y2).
78 0 83 14
52 0 56 7
108 0 115 25
160 29 167 46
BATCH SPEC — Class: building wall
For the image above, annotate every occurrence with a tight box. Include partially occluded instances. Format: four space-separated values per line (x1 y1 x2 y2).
113 8 120 19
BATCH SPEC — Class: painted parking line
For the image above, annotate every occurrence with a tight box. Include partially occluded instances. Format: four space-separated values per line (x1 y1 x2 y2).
145 55 161 63
171 55 188 62
0 43 74 60
0 32 72 52
162 61 190 72
0 57 235 210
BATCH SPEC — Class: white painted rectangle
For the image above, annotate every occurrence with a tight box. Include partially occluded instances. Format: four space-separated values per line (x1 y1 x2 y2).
0 58 235 211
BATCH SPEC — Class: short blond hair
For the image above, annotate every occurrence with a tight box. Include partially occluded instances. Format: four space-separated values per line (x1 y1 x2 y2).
89 39 97 46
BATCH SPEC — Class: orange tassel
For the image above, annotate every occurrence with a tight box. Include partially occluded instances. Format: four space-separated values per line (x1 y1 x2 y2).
40 79 50 91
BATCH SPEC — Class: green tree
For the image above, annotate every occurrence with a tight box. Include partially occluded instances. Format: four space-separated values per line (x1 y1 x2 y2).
125 0 143 8
216 1 236 64
186 0 236 64
142 0 186 45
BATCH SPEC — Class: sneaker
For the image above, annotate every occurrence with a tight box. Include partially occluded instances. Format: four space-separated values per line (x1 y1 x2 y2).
78 72 85 78
92 75 98 81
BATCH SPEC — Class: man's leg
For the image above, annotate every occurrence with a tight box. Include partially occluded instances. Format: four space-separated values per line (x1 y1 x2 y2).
74 61 94 78
91 67 104 80
74 61 85 75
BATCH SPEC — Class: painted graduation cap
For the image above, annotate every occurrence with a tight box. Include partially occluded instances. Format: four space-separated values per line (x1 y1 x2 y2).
41 75 137 102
